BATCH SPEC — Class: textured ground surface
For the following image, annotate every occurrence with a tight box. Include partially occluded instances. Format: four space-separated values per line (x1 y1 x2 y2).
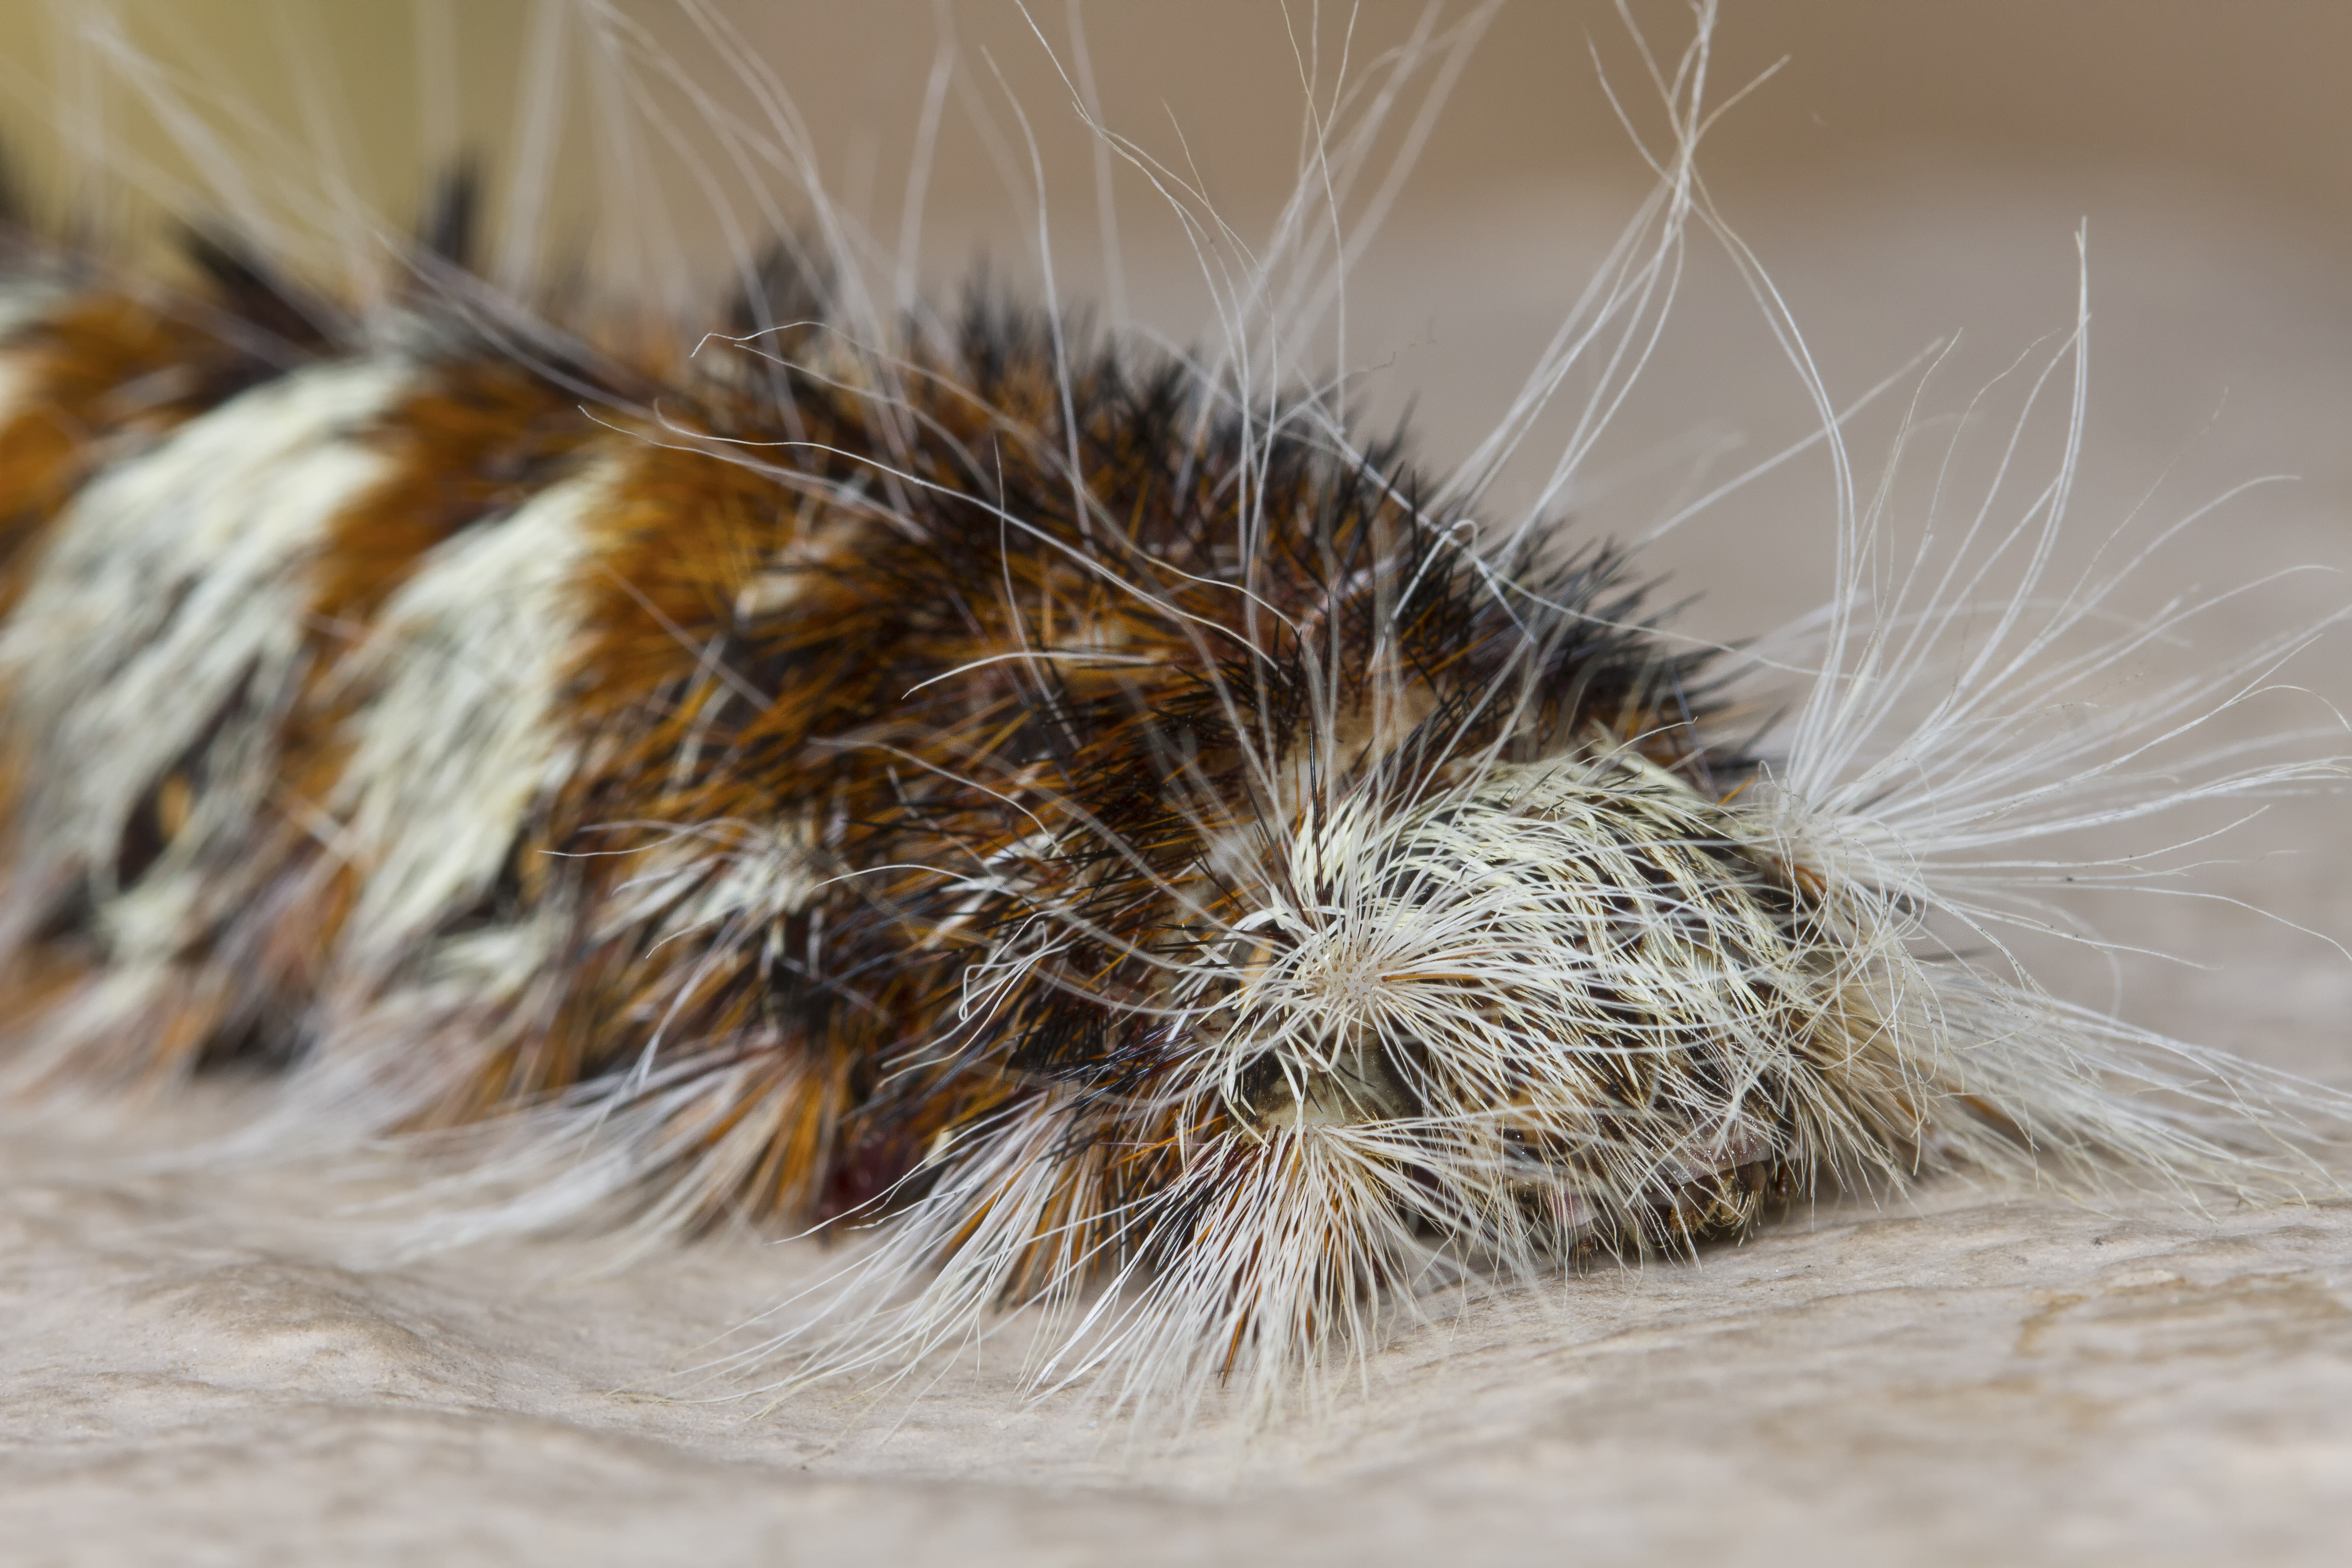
6 182 2352 1566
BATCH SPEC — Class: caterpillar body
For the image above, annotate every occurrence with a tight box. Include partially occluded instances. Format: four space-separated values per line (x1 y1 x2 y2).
0 3 2345 1434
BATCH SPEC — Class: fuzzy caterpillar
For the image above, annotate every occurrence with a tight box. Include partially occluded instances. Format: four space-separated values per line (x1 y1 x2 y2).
0 1 2346 1437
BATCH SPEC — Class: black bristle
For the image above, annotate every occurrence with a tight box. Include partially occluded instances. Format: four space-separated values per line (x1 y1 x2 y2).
726 237 832 338
416 156 482 271
178 226 338 361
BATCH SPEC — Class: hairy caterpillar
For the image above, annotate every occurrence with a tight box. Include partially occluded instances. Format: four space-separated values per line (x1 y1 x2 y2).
0 1 2346 1442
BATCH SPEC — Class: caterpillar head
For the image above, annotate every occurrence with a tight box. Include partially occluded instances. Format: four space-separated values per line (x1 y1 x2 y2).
1171 750 1908 1260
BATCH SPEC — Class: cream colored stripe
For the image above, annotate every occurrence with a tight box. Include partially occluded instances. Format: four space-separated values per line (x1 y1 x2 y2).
0 356 415 939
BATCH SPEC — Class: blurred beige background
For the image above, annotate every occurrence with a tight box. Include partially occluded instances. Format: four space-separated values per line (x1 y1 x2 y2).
3 1 2349 251
6 6 2352 1567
